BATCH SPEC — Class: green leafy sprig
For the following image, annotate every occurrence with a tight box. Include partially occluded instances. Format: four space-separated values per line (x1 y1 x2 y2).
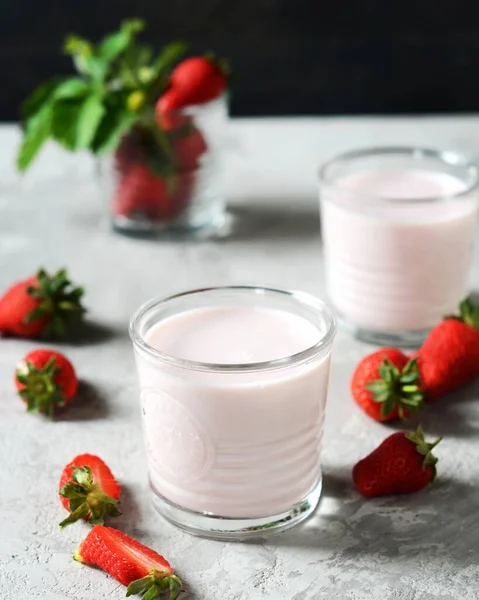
17 19 187 172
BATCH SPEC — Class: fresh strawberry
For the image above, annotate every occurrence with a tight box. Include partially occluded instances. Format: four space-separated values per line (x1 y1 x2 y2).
169 55 228 105
58 454 121 528
15 349 78 417
74 525 182 600
170 126 207 171
352 425 441 497
113 164 194 222
155 87 186 118
0 268 85 338
113 164 171 220
351 348 423 421
415 298 479 401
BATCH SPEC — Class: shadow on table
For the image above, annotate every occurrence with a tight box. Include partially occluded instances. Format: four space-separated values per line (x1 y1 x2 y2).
118 483 144 536
257 475 478 561
65 319 124 346
382 377 479 440
54 380 110 421
224 197 320 243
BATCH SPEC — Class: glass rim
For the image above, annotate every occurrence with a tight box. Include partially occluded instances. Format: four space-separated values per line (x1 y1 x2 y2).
129 286 336 373
318 146 479 204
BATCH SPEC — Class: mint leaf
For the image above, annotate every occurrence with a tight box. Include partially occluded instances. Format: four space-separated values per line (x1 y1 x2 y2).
154 41 188 76
51 100 82 150
98 29 131 62
121 18 145 35
21 78 62 121
82 55 109 82
53 78 89 100
91 108 137 154
17 105 53 171
75 94 106 149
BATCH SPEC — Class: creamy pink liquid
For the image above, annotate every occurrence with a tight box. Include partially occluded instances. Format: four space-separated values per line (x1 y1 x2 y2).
134 306 332 518
321 169 478 332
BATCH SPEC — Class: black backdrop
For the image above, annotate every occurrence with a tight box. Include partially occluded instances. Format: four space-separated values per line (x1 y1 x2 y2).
2 0 479 119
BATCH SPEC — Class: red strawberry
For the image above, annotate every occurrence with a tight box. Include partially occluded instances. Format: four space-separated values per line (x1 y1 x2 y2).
415 298 479 401
0 268 85 338
15 349 78 417
171 126 207 171
58 454 121 528
74 525 182 600
351 348 423 421
352 425 441 497
113 165 171 220
156 87 186 119
169 55 228 105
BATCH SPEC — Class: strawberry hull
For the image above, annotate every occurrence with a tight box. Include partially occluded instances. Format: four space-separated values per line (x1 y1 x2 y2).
58 454 121 527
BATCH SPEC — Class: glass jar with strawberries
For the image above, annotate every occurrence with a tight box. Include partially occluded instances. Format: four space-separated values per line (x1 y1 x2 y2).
17 20 229 237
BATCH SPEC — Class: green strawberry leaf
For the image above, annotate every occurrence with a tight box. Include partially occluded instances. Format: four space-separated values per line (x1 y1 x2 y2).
76 93 106 148
59 502 91 529
17 104 53 171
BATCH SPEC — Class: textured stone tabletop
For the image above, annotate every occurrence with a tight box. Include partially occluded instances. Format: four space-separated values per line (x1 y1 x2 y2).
1 117 479 600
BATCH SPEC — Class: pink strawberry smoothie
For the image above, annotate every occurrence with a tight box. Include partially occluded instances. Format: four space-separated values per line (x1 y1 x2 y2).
134 306 332 518
321 168 478 333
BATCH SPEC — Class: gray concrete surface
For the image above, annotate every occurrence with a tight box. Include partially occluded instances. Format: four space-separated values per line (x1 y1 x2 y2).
1 119 479 599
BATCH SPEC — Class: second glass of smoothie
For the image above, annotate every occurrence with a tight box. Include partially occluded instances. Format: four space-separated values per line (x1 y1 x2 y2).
319 147 479 345
130 286 336 539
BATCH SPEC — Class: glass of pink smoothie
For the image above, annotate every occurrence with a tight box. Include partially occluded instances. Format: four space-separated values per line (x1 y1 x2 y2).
319 147 479 346
129 286 336 539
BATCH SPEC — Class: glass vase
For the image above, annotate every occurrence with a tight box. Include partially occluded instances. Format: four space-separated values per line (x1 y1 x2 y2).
99 94 228 237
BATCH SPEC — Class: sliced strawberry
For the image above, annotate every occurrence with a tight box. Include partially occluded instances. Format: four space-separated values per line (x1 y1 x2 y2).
15 349 78 417
59 454 120 528
74 525 182 599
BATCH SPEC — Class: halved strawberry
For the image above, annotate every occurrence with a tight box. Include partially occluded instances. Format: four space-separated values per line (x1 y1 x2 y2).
58 454 121 528
74 525 182 599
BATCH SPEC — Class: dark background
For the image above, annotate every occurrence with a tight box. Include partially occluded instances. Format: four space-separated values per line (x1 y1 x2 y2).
2 0 479 119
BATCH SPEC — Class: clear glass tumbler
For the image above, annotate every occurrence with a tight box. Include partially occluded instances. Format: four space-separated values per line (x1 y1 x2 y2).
129 286 336 539
100 94 228 237
319 147 479 346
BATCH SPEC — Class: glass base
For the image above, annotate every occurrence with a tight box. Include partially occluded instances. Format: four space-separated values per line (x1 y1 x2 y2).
111 207 229 240
150 479 322 541
338 315 429 348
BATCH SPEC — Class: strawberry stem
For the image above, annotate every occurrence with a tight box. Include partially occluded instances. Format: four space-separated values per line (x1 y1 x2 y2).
16 356 65 417
365 357 424 419
26 268 86 337
59 465 121 528
445 297 479 330
127 573 182 600
405 425 441 478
